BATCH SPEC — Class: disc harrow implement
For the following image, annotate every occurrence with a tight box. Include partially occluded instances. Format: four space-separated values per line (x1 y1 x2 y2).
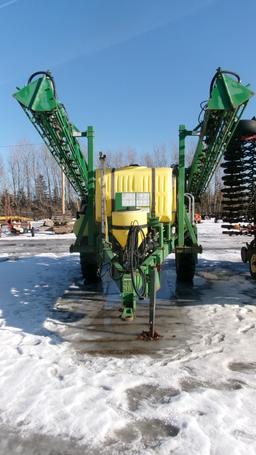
221 120 256 224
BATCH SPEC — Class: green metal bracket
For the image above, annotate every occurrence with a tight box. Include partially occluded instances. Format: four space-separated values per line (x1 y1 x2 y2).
121 307 135 320
87 126 96 248
184 211 197 245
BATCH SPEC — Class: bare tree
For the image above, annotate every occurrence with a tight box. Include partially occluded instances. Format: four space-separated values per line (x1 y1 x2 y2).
0 155 6 191
142 144 169 167
155 145 169 166
142 152 154 167
127 148 138 165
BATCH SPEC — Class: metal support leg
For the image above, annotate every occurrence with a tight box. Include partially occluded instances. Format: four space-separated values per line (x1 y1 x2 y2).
178 125 186 247
149 267 157 337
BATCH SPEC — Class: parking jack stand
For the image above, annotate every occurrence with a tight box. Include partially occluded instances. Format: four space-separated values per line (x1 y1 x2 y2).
149 267 157 337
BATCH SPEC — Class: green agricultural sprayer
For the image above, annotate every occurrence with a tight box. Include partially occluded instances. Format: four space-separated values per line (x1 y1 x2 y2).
13 68 255 324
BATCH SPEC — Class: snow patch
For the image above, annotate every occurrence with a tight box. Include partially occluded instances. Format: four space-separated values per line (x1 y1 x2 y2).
0 220 255 453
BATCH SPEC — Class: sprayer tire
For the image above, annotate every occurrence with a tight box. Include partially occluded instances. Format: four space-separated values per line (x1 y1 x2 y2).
241 247 248 264
80 253 100 283
236 119 256 137
249 250 256 280
175 252 196 283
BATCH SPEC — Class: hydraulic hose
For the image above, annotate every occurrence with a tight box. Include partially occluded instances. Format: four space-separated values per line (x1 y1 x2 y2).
27 71 57 97
124 223 147 299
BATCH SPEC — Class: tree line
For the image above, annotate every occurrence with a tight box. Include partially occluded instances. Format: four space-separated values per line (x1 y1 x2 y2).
0 141 78 219
0 140 223 219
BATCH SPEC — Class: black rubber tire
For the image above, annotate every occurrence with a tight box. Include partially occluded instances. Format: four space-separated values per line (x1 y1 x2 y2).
249 250 256 280
80 253 100 283
175 251 196 283
235 119 256 137
241 246 248 263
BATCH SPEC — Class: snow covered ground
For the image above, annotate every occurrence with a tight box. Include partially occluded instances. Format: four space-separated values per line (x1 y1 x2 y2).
0 220 256 454
0 230 75 240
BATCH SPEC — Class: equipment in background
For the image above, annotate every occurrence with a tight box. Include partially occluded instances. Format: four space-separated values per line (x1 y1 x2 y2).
194 213 202 224
221 119 256 278
221 120 256 224
14 67 255 322
2 218 34 235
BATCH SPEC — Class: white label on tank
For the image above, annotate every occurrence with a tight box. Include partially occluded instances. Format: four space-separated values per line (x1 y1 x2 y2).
122 192 136 206
136 192 150 207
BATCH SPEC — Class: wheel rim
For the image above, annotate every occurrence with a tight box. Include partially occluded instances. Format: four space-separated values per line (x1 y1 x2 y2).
250 253 256 274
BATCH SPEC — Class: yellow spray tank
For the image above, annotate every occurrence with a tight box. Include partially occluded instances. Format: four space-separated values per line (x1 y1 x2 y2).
112 209 148 248
95 166 175 223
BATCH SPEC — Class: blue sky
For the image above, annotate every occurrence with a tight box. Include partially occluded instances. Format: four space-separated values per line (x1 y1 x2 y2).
1 0 256 160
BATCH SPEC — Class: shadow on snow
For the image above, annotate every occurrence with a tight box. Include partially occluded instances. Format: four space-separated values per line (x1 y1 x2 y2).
0 254 255 345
